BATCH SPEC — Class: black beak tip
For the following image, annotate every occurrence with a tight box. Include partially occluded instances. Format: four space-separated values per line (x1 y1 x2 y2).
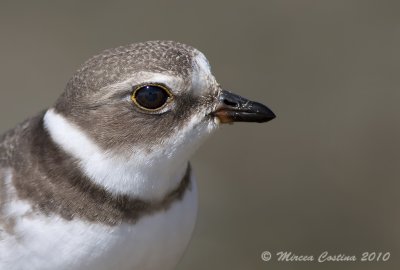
252 102 276 123
258 104 276 123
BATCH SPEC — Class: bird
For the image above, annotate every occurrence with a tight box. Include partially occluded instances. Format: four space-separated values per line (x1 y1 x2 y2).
0 40 275 270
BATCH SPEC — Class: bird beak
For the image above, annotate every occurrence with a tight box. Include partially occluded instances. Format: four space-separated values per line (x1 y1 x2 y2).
211 90 276 124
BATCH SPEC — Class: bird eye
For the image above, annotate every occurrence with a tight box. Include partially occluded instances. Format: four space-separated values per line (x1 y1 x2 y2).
132 84 172 111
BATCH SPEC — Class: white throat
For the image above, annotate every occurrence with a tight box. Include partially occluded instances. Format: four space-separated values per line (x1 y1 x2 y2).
43 108 215 200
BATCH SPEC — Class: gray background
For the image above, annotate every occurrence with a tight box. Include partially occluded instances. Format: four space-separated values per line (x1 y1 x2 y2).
0 1 399 269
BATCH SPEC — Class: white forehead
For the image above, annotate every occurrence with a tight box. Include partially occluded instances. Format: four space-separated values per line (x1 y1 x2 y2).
101 51 216 96
193 51 212 78
191 51 214 94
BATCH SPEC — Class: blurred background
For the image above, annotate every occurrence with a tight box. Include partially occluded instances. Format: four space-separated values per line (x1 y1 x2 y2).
0 1 399 269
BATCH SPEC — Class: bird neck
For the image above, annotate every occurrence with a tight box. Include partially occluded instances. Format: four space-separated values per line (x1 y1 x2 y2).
43 108 190 201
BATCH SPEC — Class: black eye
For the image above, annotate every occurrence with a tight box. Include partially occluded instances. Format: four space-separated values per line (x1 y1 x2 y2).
132 84 171 110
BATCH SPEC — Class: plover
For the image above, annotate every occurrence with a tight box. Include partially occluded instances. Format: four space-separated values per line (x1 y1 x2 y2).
0 41 275 270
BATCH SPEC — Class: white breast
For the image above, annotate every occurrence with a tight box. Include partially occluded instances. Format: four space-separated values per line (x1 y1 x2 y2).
0 174 198 270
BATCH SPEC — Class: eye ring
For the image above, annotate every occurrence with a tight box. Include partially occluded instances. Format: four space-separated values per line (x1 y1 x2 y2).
131 83 173 112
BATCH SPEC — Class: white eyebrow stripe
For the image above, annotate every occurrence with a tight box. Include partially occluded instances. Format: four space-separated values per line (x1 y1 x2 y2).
100 71 185 95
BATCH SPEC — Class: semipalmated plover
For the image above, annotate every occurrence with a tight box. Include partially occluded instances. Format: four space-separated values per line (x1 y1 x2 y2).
0 41 275 270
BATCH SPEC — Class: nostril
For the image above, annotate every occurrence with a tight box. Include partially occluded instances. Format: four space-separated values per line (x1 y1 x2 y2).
223 99 238 107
